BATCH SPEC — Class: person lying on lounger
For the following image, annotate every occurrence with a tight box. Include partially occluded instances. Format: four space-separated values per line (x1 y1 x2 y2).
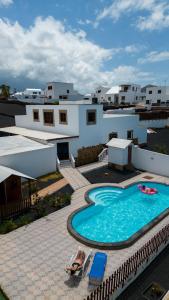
66 250 86 275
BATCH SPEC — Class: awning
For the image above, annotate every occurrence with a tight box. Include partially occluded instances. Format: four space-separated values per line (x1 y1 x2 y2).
106 138 132 149
0 126 78 141
0 165 34 183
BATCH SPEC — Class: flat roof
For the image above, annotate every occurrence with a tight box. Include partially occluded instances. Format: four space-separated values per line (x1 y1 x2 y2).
0 165 34 183
103 114 136 118
0 126 78 141
0 135 54 156
107 138 132 149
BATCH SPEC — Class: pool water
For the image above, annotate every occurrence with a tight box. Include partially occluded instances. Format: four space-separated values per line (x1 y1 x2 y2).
71 182 169 243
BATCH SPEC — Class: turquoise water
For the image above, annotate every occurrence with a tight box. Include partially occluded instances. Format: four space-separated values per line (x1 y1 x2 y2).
72 182 169 243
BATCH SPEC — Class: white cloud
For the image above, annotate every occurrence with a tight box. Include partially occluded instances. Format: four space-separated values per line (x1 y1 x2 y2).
0 17 152 92
138 51 169 64
96 0 169 31
0 0 13 7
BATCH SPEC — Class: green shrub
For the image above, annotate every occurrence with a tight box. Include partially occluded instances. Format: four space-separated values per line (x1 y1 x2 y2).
0 220 17 234
16 215 32 227
76 144 104 166
153 144 168 154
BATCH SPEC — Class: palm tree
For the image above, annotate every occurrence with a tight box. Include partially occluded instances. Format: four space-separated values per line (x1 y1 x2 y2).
0 84 10 98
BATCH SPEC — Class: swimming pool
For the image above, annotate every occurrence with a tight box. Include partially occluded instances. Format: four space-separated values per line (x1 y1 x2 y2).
68 182 169 249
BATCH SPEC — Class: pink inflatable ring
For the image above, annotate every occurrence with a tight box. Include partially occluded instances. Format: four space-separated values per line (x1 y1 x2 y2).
138 184 158 195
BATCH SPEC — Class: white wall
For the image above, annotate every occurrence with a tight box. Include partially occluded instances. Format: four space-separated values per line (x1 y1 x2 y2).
15 104 147 157
145 86 169 104
132 145 169 177
0 145 56 178
15 104 80 136
108 147 128 165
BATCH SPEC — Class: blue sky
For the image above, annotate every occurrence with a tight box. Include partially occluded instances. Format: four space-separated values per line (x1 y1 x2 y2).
0 0 169 92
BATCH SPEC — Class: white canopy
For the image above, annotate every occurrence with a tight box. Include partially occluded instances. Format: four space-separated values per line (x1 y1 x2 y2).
106 138 132 149
0 126 77 141
0 165 34 184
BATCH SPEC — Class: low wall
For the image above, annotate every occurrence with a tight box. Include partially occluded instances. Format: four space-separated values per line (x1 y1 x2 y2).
132 145 169 177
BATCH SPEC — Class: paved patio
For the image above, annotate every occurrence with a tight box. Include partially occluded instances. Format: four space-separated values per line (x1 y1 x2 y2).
1 172 169 300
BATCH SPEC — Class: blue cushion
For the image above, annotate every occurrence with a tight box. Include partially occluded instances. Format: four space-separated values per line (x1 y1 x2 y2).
89 252 107 280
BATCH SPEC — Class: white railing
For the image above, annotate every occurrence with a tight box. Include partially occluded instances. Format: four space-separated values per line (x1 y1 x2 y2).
98 148 108 161
56 155 61 170
69 153 76 168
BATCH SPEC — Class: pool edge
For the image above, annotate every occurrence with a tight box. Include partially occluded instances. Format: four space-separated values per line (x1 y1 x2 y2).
67 181 169 250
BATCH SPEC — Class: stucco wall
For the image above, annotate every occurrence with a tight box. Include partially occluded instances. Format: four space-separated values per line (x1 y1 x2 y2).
132 145 169 177
15 104 80 136
0 145 56 178
108 147 128 165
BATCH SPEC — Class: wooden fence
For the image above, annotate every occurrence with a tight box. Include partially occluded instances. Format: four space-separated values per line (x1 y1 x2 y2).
85 224 169 300
0 194 38 221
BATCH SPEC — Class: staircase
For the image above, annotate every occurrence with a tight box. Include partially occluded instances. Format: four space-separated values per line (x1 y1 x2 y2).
98 148 108 162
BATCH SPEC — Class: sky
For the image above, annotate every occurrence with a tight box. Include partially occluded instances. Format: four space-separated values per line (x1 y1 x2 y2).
0 0 169 93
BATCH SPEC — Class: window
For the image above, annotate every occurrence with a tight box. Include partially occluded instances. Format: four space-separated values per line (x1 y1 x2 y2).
49 96 52 99
121 96 125 101
149 90 152 94
48 85 52 90
33 110 39 121
43 110 54 126
59 110 68 124
33 92 37 95
59 95 68 100
157 99 161 104
146 100 150 104
109 132 118 140
127 130 133 139
87 110 96 125
97 90 101 93
67 90 69 94
108 97 111 101
158 90 161 94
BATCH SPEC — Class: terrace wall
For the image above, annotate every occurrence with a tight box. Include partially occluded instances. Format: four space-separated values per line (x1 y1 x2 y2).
132 145 169 177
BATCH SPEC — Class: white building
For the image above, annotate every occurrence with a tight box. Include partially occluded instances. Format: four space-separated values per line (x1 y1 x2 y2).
90 84 145 104
45 82 84 102
0 102 147 164
90 85 110 103
145 85 169 105
11 88 45 104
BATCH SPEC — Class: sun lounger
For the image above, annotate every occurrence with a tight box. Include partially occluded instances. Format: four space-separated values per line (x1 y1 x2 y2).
89 252 107 285
66 247 93 277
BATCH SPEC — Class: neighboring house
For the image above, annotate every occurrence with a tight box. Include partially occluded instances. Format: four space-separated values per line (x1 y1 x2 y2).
45 82 84 102
145 85 169 105
117 84 145 104
11 88 45 104
90 85 110 103
105 86 120 104
0 102 147 163
90 84 145 104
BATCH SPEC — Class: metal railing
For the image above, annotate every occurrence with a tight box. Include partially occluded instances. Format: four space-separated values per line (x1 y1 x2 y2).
56 155 61 170
85 224 169 300
70 153 76 168
98 148 108 162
